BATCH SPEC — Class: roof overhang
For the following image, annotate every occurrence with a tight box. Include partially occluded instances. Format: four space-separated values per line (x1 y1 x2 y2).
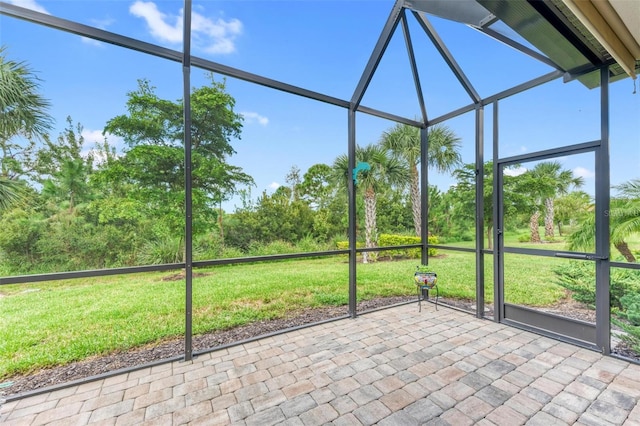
562 0 640 80
407 0 640 88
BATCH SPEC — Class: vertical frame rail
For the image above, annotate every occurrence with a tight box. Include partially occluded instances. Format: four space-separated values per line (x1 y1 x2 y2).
492 101 503 323
182 0 193 361
348 108 357 318
420 127 429 265
475 106 484 318
595 66 611 354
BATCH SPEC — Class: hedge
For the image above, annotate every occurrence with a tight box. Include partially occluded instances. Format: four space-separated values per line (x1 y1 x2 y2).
336 234 438 259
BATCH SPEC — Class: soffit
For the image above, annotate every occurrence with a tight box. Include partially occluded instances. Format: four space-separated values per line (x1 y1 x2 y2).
406 0 640 89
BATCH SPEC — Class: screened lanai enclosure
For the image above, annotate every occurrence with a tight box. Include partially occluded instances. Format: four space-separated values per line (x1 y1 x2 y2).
1 0 639 398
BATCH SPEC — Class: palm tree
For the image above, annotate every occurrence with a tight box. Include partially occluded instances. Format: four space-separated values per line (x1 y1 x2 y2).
0 177 24 211
519 161 583 243
610 179 640 262
0 45 53 206
0 45 53 156
333 144 408 263
541 162 584 238
380 123 461 236
567 179 640 262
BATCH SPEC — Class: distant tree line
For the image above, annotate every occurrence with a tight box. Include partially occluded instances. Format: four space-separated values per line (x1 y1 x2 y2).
1 46 637 275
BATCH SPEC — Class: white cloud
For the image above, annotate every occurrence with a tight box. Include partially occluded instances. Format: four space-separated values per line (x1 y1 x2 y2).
130 1 182 43
268 182 280 190
92 17 116 29
573 166 595 179
192 12 242 54
81 128 124 150
129 1 242 54
81 129 124 165
81 37 102 46
240 112 269 126
7 0 48 14
504 166 527 177
82 129 108 145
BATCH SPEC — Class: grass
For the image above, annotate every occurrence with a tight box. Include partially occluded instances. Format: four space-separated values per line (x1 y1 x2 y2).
0 249 573 379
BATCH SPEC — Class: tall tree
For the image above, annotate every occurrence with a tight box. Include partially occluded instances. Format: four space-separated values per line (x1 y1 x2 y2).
554 191 591 236
451 162 527 249
518 161 583 243
540 161 584 238
0 45 53 207
35 117 89 178
36 117 95 210
42 158 91 211
333 144 408 263
285 165 302 202
299 163 333 210
103 76 253 238
380 123 461 236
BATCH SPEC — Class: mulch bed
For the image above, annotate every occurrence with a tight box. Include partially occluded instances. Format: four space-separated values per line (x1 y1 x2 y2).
2 295 638 399
0 297 409 398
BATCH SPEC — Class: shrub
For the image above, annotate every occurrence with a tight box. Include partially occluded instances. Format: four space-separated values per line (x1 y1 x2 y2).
335 234 439 258
0 208 45 272
335 241 362 250
611 291 640 358
613 318 640 356
518 233 530 243
459 233 474 242
334 240 355 252
138 236 185 264
619 293 640 326
295 235 331 253
379 234 439 258
221 246 245 259
248 240 295 256
553 261 640 309
194 233 224 261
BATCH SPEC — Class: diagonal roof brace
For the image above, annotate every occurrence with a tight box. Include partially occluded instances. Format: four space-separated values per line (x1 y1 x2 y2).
351 0 405 109
412 11 481 104
400 9 428 125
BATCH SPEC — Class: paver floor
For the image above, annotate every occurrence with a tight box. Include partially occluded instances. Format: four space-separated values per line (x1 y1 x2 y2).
1 303 639 425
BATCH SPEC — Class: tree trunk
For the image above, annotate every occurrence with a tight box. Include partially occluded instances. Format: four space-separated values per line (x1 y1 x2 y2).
486 224 493 250
530 210 541 243
544 197 554 238
410 165 421 237
557 222 562 237
614 240 637 263
363 187 378 264
218 201 225 250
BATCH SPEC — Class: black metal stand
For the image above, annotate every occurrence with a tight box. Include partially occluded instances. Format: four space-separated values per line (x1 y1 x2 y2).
417 283 438 312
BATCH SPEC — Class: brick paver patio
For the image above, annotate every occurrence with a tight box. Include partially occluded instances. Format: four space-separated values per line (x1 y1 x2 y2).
1 303 639 425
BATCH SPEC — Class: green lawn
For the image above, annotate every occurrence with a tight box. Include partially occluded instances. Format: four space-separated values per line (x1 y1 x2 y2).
0 252 572 379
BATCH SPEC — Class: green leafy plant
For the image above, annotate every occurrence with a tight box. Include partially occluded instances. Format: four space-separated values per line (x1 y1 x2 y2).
619 293 640 326
138 236 186 264
336 234 439 259
553 261 640 309
612 291 640 357
518 233 530 243
379 233 438 258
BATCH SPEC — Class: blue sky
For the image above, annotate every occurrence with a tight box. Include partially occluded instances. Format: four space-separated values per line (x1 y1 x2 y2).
2 0 639 209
